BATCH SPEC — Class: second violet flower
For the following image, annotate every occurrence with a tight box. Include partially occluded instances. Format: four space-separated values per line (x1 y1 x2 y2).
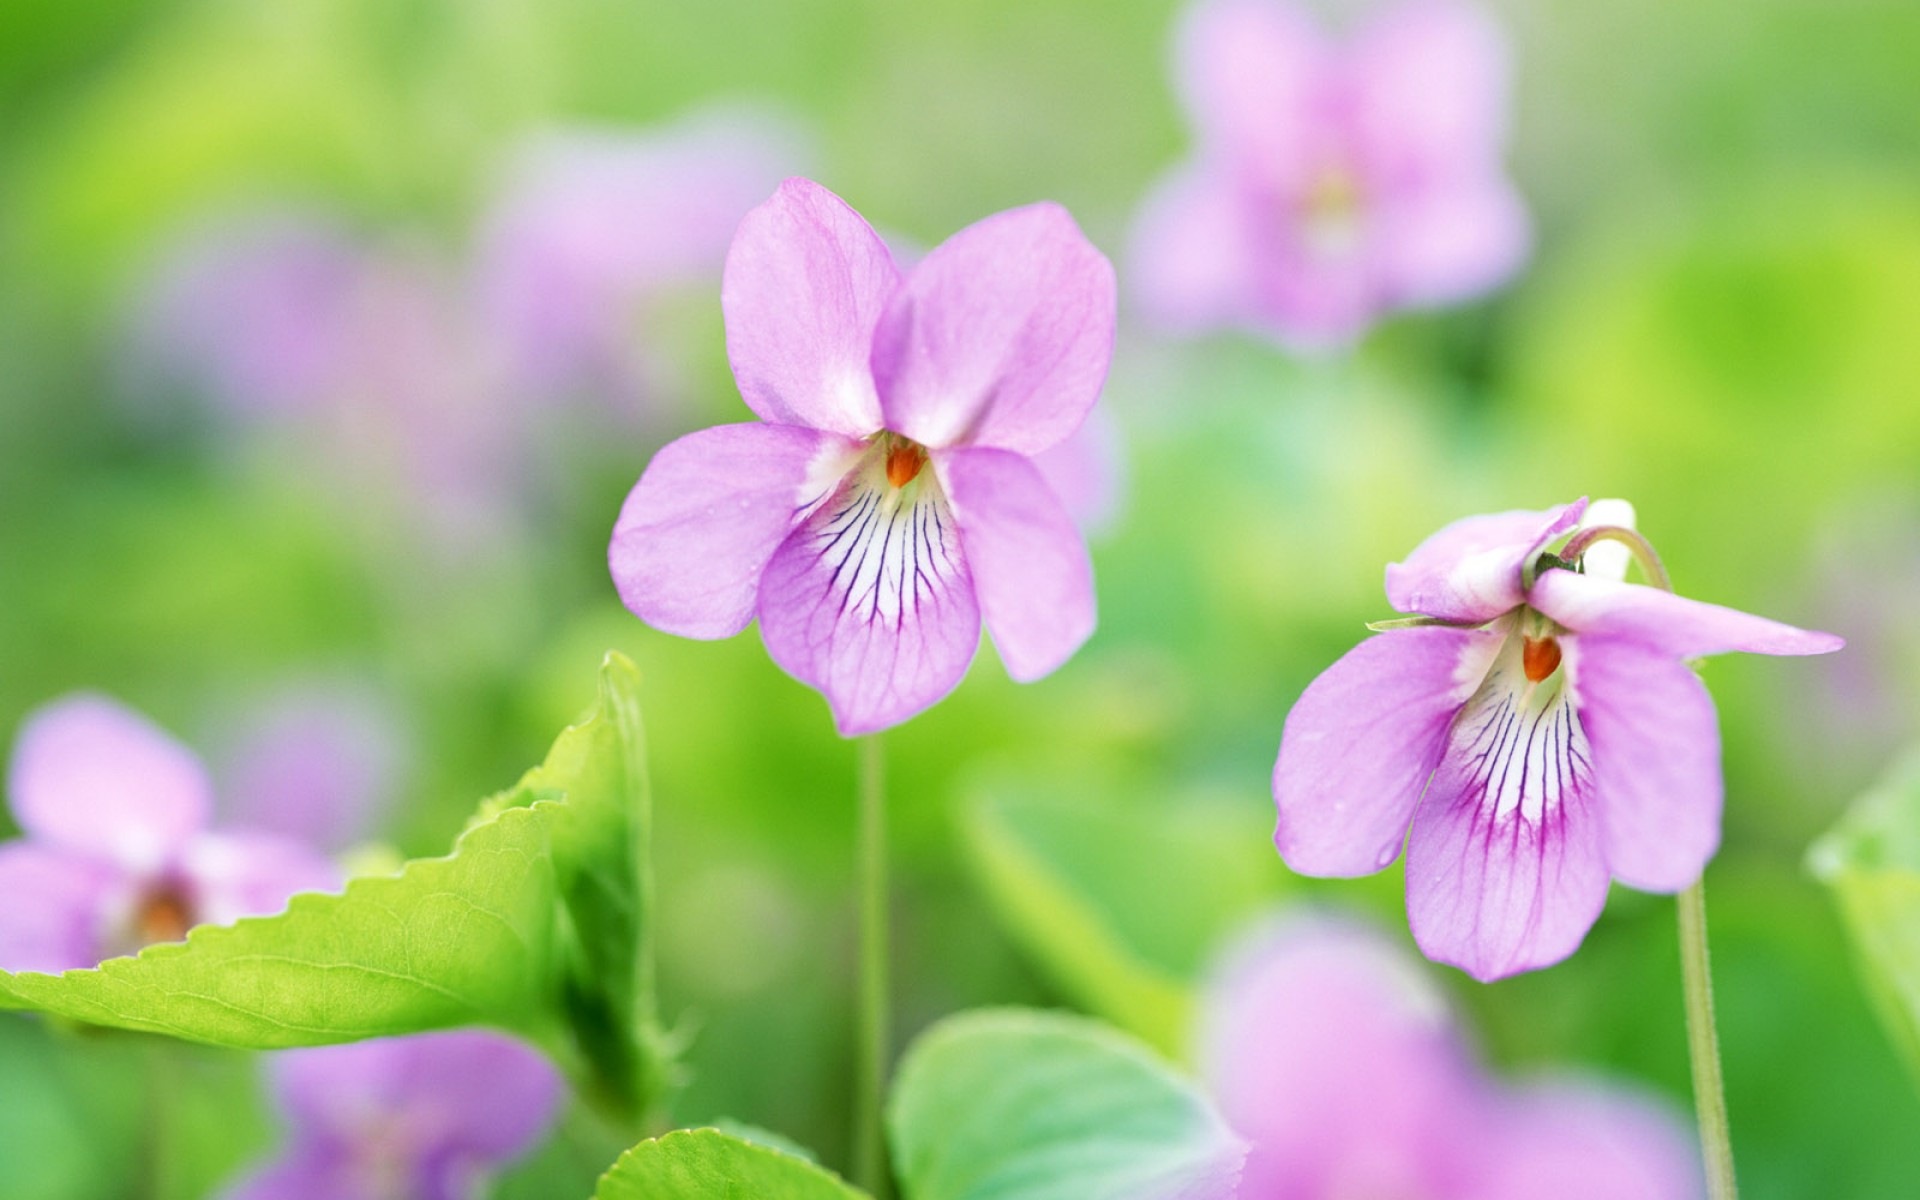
609 178 1116 735
1272 499 1842 981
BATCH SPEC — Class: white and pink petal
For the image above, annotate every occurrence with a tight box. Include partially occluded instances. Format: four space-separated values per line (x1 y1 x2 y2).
1384 498 1586 623
1529 570 1844 660
609 423 855 640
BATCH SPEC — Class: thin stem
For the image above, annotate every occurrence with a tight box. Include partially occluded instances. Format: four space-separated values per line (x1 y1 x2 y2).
1678 881 1738 1199
853 734 892 1199
1559 524 1674 591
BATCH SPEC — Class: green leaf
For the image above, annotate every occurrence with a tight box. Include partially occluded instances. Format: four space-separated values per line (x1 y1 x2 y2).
1811 747 1920 1089
595 1128 866 1200
889 1008 1244 1200
0 652 670 1123
960 784 1287 1055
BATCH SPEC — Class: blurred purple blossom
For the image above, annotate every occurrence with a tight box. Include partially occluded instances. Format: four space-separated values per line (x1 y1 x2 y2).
609 178 1115 734
223 1030 564 1200
0 695 340 974
1272 499 1841 979
1201 917 1702 1199
476 108 807 411
1131 0 1530 348
217 682 407 854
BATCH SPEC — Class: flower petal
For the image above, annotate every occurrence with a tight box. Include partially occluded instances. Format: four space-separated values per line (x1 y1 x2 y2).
1384 499 1587 622
0 843 119 973
8 694 213 870
1174 0 1329 173
1351 0 1513 178
220 1142 357 1200
721 178 897 436
1375 179 1529 309
268 1032 563 1171
1529 570 1845 659
1480 1080 1702 1200
1405 642 1610 980
609 423 853 639
1274 626 1502 876
1573 498 1638 584
1199 916 1486 1199
756 465 981 735
1127 163 1259 333
1568 636 1722 893
219 683 404 852
180 831 342 927
939 447 1095 683
872 203 1116 456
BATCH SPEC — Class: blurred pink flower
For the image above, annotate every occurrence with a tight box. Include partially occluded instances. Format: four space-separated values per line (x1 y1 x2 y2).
1131 0 1530 347
1201 917 1702 1199
1272 499 1841 979
475 108 807 411
609 178 1114 734
224 1030 564 1200
0 695 340 974
219 682 406 854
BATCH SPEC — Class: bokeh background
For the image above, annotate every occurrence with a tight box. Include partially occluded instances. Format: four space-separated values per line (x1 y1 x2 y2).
3 0 1918 1195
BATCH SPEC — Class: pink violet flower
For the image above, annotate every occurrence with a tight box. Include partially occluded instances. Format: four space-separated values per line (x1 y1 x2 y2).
1202 916 1702 1199
223 1030 564 1200
608 177 1116 735
1272 499 1843 980
0 694 342 974
1130 0 1529 347
218 682 407 854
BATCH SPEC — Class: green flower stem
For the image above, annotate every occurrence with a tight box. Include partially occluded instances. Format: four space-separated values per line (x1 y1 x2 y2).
1679 880 1738 1199
853 734 893 1199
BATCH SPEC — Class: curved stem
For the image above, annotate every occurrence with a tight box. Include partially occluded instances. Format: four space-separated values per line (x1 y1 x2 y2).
1678 881 1738 1199
1559 524 1674 591
853 735 892 1198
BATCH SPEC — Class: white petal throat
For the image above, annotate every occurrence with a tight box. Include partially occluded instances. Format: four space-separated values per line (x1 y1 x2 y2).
1444 635 1592 825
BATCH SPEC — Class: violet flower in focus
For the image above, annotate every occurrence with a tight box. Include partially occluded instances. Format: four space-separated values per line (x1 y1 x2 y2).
223 1030 563 1200
1272 499 1842 980
0 695 340 974
609 178 1116 735
1131 0 1529 347
476 109 805 407
1201 917 1702 1199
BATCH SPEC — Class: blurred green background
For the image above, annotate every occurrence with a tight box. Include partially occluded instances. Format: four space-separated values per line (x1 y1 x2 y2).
2 0 1918 1195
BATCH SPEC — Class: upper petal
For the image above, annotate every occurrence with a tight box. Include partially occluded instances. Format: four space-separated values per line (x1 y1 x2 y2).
756 461 982 735
1404 640 1611 980
1274 625 1501 876
1199 916 1486 1198
1529 569 1845 659
871 203 1116 456
1569 636 1723 893
1029 403 1126 537
1174 0 1330 173
0 842 120 973
1479 1080 1703 1200
180 830 343 927
1350 0 1513 179
1373 179 1529 310
8 694 213 869
939 447 1095 683
609 422 853 639
722 177 898 436
1384 498 1587 622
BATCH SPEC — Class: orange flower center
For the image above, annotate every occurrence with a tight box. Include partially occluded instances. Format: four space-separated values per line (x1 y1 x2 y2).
1522 635 1563 683
885 440 927 489
134 882 197 946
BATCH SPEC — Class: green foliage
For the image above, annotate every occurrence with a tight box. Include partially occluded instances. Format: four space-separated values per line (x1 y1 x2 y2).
1811 749 1920 1089
596 1128 865 1200
0 652 671 1123
961 783 1286 1055
887 1008 1244 1200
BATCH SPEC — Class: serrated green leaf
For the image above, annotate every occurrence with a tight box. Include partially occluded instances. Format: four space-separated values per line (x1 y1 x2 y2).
888 1008 1244 1200
1811 747 1920 1089
961 785 1286 1055
595 1128 865 1200
0 652 669 1123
